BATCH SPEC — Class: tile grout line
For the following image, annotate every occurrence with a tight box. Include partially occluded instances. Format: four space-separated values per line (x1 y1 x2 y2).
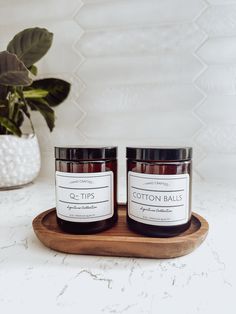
71 0 89 142
191 0 210 180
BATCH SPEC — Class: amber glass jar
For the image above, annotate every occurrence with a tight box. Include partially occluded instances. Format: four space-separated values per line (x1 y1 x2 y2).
55 146 117 234
126 147 192 237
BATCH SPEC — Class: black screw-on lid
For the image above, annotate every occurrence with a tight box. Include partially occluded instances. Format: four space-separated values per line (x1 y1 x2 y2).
126 147 192 161
55 146 117 161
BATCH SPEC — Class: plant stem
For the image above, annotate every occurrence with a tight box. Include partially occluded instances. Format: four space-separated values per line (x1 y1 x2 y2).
8 92 15 120
21 95 35 134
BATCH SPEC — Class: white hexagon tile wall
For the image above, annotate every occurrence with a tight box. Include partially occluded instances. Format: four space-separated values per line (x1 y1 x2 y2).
1 0 235 199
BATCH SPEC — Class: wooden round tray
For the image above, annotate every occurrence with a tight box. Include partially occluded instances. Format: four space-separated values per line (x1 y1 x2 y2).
32 204 209 259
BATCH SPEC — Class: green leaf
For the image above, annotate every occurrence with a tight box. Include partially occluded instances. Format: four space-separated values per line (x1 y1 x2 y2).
0 51 32 86
0 116 22 136
25 78 70 106
23 89 48 98
28 64 38 76
7 27 53 67
28 98 55 131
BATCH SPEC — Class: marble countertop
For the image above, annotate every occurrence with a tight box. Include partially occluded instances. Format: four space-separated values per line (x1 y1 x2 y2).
0 178 235 314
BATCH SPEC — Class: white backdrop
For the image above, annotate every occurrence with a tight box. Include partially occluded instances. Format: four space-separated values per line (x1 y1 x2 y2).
1 0 235 197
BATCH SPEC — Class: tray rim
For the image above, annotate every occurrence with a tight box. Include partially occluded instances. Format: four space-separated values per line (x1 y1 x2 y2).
33 206 209 245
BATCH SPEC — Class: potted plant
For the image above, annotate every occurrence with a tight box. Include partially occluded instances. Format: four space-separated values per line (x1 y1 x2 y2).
0 27 70 189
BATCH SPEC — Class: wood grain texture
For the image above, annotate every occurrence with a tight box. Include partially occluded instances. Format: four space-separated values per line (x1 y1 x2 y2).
32 204 209 259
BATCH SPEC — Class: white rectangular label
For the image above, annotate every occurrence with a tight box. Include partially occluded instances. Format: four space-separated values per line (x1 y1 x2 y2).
128 171 190 226
55 171 113 222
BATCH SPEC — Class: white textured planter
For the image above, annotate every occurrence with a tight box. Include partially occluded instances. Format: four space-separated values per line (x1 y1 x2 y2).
0 134 41 189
